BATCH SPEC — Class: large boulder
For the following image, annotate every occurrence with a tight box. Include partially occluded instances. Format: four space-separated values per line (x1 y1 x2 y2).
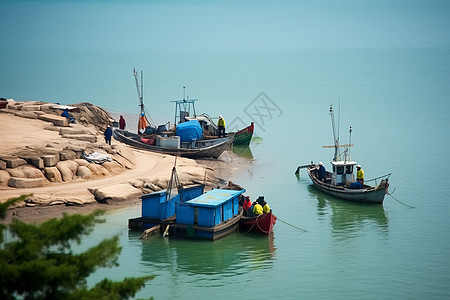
87 164 111 178
76 165 93 179
88 183 142 204
43 167 63 183
59 149 77 161
7 168 26 178
101 161 123 175
0 155 27 168
0 170 11 187
41 153 59 167
74 158 89 167
8 177 46 188
56 160 78 182
9 165 45 179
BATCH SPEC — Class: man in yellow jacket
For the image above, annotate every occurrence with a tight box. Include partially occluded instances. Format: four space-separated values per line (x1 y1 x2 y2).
253 202 263 215
356 165 364 185
218 115 226 137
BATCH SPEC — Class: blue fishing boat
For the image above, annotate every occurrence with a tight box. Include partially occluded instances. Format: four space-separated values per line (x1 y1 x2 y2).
128 184 205 231
169 188 245 240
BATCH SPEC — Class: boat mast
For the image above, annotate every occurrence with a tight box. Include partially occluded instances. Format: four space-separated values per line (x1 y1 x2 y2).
329 105 339 161
133 69 155 127
133 69 144 115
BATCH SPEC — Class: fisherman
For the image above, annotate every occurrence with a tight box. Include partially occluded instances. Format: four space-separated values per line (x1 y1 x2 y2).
104 125 112 145
243 196 252 216
138 112 147 135
253 201 263 216
218 115 226 137
356 165 364 185
263 200 270 213
119 115 126 130
247 202 256 217
61 108 76 123
349 181 363 189
318 161 327 181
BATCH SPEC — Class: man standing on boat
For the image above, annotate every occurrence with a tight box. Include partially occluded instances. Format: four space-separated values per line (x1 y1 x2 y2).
218 115 226 137
138 113 147 135
356 165 364 185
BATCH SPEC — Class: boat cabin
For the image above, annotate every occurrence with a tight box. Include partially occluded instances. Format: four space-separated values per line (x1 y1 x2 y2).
330 160 357 186
175 188 244 230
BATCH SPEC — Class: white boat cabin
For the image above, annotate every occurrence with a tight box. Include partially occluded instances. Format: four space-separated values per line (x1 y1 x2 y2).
330 159 357 186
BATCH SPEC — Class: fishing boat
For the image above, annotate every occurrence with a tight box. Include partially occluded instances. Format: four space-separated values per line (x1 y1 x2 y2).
114 70 232 159
169 188 245 240
233 122 254 146
128 165 205 232
114 127 231 159
173 92 254 146
239 210 277 235
296 105 391 204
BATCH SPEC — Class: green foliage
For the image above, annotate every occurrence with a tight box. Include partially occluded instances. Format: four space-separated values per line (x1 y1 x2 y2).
0 197 154 300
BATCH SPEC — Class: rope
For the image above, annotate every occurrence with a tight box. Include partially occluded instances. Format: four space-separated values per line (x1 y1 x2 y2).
237 214 262 235
277 217 308 232
385 188 415 208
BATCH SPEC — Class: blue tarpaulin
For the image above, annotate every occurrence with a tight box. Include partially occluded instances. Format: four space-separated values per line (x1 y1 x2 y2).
176 120 203 142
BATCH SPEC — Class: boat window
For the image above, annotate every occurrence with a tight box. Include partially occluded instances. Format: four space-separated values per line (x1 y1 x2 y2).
332 165 336 173
346 165 353 174
336 166 344 175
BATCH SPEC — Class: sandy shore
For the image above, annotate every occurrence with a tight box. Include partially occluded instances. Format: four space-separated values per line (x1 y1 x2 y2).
0 106 246 224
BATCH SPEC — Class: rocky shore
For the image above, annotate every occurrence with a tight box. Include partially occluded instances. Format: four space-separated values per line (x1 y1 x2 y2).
0 100 226 223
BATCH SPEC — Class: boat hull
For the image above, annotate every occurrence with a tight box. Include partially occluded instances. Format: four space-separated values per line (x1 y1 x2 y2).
114 129 231 159
169 208 243 240
307 166 388 204
233 122 254 146
239 210 277 235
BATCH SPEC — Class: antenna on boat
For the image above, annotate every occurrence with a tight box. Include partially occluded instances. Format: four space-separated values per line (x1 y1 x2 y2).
348 126 352 161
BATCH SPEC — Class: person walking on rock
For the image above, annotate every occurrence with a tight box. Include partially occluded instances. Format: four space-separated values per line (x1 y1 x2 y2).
104 125 112 145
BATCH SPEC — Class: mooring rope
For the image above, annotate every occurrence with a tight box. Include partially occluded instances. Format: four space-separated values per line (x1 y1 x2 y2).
237 214 262 235
385 188 415 208
277 217 308 232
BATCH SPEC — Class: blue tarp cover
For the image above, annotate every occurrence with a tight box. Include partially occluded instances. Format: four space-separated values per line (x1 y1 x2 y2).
176 120 203 142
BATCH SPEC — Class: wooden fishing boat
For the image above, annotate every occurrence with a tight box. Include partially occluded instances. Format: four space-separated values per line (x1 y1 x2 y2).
169 188 245 240
296 105 391 204
114 128 231 159
239 210 277 235
306 165 390 204
173 96 253 146
233 122 254 146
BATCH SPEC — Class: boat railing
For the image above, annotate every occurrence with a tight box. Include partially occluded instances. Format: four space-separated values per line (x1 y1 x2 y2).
199 113 218 130
365 173 392 186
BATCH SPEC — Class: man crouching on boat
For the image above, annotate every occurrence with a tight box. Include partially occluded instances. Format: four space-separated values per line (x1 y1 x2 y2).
318 162 327 182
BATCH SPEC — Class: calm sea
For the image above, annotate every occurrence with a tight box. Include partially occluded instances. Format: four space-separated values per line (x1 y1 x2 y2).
2 1 450 299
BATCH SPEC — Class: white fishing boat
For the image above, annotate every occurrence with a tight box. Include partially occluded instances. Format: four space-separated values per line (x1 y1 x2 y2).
296 105 391 204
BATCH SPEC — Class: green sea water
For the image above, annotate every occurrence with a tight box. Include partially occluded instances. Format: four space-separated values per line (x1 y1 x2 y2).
1 1 449 299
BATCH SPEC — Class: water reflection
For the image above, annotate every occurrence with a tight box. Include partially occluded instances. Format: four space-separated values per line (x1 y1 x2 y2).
130 231 276 276
306 185 389 237
232 145 253 159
